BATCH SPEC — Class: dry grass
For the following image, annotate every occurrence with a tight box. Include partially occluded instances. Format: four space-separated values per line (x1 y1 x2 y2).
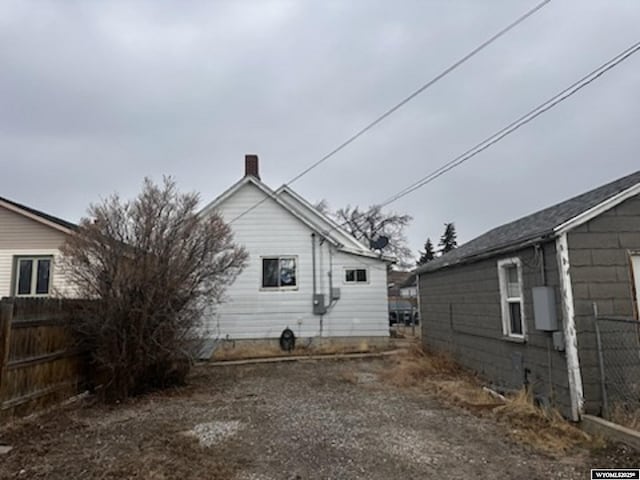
609 404 640 431
380 344 462 387
381 346 596 455
494 389 593 454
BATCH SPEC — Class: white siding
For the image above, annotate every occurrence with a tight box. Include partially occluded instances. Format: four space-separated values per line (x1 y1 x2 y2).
206 182 388 340
0 206 73 297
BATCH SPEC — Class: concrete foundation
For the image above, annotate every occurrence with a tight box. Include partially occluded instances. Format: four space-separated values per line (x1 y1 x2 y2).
210 336 391 361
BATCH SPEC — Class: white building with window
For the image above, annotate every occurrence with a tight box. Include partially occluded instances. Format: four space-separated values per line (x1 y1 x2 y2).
0 197 75 298
199 155 390 345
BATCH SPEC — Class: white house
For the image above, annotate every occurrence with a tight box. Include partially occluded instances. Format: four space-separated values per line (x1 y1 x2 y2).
199 155 390 347
0 196 75 298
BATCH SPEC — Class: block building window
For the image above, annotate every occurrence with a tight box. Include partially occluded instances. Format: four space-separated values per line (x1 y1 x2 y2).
497 258 525 338
262 257 297 288
345 268 368 283
14 256 53 296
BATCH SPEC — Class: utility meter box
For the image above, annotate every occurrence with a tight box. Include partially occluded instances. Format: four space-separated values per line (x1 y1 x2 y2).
313 294 326 315
532 286 558 331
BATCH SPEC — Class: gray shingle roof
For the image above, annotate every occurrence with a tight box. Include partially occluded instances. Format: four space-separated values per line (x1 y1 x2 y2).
418 170 640 274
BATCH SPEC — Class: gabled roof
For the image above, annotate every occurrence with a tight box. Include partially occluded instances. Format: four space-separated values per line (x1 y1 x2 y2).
199 176 386 261
0 196 76 234
275 185 372 253
418 170 640 274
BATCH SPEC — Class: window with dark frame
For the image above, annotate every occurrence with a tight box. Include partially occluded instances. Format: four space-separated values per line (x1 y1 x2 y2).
345 268 368 283
15 257 52 296
262 257 297 288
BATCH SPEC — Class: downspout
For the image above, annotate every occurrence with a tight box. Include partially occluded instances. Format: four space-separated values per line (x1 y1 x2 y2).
311 233 323 336
311 233 317 296
538 244 546 286
538 243 554 404
555 233 584 421
328 245 334 307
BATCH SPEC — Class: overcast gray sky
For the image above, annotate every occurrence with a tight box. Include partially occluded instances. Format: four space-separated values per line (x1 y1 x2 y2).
1 1 639 260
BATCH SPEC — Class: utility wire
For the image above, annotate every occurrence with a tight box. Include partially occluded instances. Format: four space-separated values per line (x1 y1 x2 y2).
226 0 552 224
327 39 640 244
378 39 640 207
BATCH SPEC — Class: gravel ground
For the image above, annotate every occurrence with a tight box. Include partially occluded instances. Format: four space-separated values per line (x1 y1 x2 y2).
0 358 635 479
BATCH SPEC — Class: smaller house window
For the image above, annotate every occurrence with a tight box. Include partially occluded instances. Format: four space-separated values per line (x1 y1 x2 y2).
345 268 368 283
262 257 297 289
498 258 525 339
15 257 53 296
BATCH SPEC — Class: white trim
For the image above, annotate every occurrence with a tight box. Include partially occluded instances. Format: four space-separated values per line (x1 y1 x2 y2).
200 176 341 249
198 176 251 216
0 199 74 235
629 252 640 319
416 273 422 324
200 177 388 262
556 233 584 421
338 245 392 261
554 182 640 235
14 255 54 297
259 255 299 291
497 257 526 340
275 186 373 252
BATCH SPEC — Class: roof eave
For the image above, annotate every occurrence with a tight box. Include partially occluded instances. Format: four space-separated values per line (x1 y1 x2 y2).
553 181 640 236
417 233 555 275
0 199 75 235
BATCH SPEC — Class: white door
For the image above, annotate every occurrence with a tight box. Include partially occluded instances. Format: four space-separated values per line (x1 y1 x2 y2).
632 255 640 317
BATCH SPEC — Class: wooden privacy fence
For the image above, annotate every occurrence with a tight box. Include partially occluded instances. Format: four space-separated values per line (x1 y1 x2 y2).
0 298 89 420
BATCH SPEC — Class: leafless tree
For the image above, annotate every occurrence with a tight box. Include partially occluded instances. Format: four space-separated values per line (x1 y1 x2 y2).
316 200 414 269
60 177 247 401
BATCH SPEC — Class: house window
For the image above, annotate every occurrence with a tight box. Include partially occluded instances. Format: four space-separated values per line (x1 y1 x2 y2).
262 257 297 289
345 268 368 283
14 257 53 296
498 258 525 339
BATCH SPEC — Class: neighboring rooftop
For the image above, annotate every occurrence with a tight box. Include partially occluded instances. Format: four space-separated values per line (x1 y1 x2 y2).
418 170 640 274
0 196 77 231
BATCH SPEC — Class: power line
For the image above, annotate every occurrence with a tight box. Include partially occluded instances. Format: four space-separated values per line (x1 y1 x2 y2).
226 0 552 224
286 0 552 186
378 39 640 208
324 39 640 247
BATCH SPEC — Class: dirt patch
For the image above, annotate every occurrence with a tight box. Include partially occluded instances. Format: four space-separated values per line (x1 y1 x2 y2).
0 357 630 479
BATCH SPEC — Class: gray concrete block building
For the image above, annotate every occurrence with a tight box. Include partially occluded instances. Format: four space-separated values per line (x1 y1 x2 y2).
417 171 640 421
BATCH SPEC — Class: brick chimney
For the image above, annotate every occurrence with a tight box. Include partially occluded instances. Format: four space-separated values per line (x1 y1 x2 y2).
244 154 260 180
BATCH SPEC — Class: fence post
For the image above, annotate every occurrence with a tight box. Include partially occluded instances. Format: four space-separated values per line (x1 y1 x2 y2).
0 301 14 402
593 302 609 419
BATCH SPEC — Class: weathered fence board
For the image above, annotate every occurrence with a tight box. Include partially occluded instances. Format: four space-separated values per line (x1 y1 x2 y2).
0 298 88 420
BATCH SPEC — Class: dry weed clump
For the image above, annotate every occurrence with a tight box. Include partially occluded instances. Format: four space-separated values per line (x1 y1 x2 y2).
495 390 593 454
381 344 462 387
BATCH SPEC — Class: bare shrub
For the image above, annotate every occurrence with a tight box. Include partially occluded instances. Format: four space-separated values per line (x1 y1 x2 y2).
60 177 247 401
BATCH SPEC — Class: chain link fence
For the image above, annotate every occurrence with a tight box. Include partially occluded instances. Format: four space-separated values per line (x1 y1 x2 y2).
594 311 640 428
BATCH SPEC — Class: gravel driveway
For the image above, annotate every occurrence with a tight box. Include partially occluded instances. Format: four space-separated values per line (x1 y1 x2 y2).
0 357 632 479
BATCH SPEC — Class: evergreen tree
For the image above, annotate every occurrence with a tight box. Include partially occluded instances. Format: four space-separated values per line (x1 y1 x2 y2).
438 222 457 254
417 238 435 266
